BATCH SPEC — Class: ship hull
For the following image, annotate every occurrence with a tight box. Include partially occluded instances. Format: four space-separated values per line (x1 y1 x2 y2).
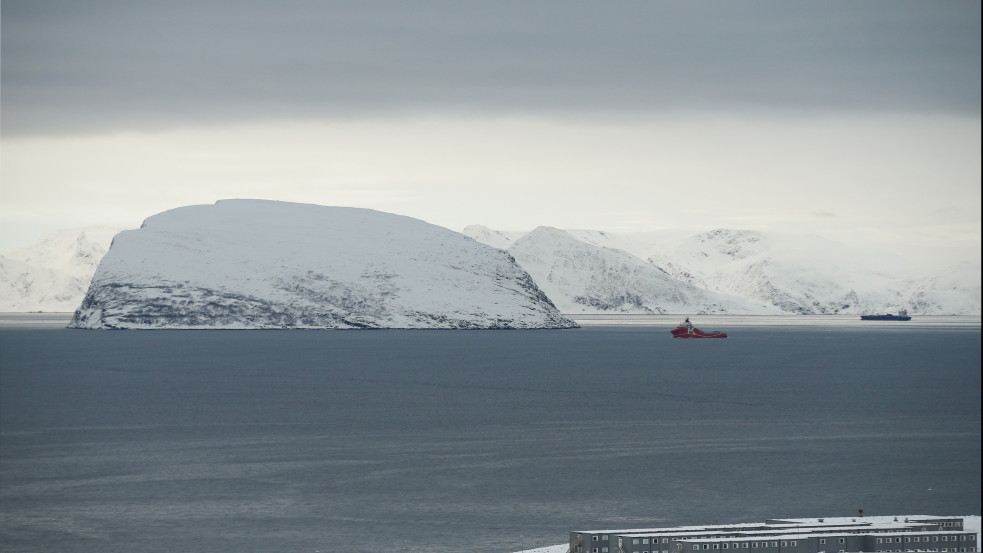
671 326 727 338
860 315 911 321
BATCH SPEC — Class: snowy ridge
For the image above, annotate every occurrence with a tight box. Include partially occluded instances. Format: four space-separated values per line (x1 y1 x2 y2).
464 227 980 315
507 227 770 314
69 200 575 329
4 215 979 316
650 229 981 315
461 224 525 251
0 226 123 312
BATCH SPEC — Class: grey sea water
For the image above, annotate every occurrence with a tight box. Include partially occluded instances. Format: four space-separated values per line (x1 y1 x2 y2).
1 315 980 553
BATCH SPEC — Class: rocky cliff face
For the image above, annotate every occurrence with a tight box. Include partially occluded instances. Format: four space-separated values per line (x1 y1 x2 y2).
69 200 576 329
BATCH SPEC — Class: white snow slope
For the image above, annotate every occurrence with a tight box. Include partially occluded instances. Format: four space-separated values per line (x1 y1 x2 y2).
507 226 773 314
464 226 981 315
69 200 575 329
0 226 123 312
650 229 981 315
6 218 978 316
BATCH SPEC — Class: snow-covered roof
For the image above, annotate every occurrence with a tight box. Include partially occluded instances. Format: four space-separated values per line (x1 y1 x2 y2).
578 515 962 536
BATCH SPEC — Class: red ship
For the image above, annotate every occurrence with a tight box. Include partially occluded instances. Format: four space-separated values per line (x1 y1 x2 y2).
671 317 727 338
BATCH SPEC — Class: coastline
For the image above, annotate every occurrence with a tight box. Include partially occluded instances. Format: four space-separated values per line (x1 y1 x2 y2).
2 312 980 330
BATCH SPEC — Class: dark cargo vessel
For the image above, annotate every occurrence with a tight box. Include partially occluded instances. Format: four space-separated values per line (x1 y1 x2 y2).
861 309 911 321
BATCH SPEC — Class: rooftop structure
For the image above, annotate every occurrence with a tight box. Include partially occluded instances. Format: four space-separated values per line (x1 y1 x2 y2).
570 515 976 553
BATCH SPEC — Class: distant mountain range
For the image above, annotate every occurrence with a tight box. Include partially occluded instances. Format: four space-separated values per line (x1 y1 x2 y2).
0 226 123 312
2 208 979 316
462 225 981 316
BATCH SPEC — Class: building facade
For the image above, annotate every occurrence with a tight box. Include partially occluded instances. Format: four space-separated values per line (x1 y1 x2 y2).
570 516 976 553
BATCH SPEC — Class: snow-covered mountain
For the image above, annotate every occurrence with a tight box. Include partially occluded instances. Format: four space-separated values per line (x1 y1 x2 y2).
505 226 773 314
464 226 981 315
649 229 981 315
903 261 982 315
5 214 979 317
460 225 525 251
0 226 123 312
69 200 575 329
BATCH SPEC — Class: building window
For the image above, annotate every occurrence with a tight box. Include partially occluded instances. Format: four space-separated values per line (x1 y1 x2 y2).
592 549 598 553
840 539 846 544
879 539 884 544
792 542 797 547
694 545 699 550
907 538 912 543
772 542 778 548
744 544 749 548
594 537 599 541
752 543 758 548
821 539 827 545
782 542 787 547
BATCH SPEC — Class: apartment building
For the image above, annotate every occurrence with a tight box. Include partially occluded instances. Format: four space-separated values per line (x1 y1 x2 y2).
570 515 976 553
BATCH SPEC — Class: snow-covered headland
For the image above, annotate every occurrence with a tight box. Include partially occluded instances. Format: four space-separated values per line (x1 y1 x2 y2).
69 200 575 329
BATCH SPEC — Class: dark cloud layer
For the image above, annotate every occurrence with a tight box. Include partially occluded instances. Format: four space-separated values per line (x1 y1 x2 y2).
2 0 980 135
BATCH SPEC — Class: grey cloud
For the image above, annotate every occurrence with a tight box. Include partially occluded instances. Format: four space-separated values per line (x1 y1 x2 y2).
2 0 980 135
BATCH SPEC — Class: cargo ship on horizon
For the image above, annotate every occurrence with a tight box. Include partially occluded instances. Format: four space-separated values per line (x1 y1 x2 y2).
861 309 911 321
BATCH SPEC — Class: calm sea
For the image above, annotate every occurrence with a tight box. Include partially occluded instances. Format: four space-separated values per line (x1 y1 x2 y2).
1 315 980 553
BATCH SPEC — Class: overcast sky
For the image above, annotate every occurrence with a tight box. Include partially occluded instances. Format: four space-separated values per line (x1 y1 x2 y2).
2 1 980 265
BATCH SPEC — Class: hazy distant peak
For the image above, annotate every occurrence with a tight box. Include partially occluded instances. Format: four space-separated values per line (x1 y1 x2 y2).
461 224 525 250
0 226 125 312
520 226 584 244
692 229 768 260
